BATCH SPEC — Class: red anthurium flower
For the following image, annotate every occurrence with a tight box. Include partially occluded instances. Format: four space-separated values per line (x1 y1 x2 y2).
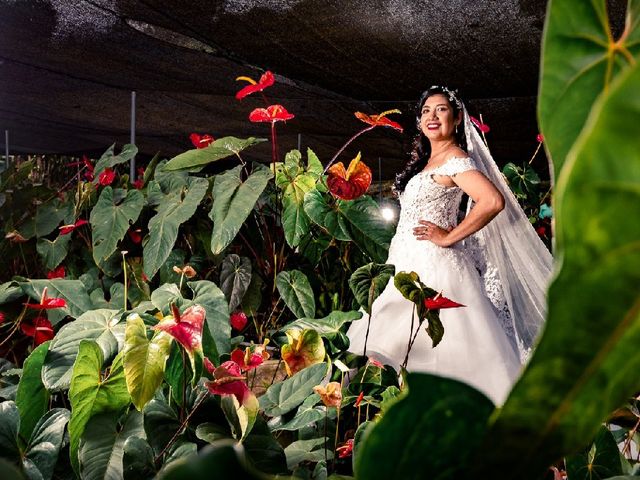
24 287 66 310
424 293 465 310
47 266 66 279
249 104 295 123
98 168 116 186
190 133 215 149
230 347 264 372
236 71 275 100
59 219 88 235
367 357 384 368
355 109 403 132
537 133 544 143
327 152 372 200
355 391 365 408
536 226 546 237
128 228 143 244
336 439 354 459
205 360 251 405
21 316 54 345
0 311 5 325
204 357 216 375
470 116 490 133
153 304 206 354
132 177 144 189
230 311 248 331
83 155 95 181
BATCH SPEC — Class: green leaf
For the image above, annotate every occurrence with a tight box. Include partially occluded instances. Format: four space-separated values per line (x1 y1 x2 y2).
0 401 20 461
42 309 123 392
0 359 20 401
471 53 640 479
123 436 156 480
276 270 315 318
79 410 145 480
268 394 325 432
220 393 259 442
355 373 494 480
22 408 70 480
90 187 144 265
339 196 394 263
349 263 395 314
123 314 173 411
243 416 288 475
565 427 623 480
539 0 640 176
279 310 362 342
298 232 332 267
19 279 94 324
0 281 22 305
143 399 181 456
19 199 72 240
303 190 350 241
36 234 72 270
16 342 50 440
143 177 208 279
259 362 327 416
209 164 273 254
93 144 138 177
220 254 252 311
90 282 125 310
188 280 231 360
163 136 266 171
0 459 25 480
393 272 441 346
68 342 130 474
284 437 331 470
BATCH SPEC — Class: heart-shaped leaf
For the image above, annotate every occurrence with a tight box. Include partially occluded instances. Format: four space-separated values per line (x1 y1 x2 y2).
15 342 50 440
93 144 138 177
565 426 623 480
163 137 266 171
276 270 315 319
36 234 71 270
349 263 395 314
220 254 252 312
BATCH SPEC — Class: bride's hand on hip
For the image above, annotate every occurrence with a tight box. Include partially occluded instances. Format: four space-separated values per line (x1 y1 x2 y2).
413 220 452 247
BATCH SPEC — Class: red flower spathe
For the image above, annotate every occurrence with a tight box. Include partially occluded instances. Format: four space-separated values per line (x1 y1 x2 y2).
153 304 206 354
470 116 490 133
424 294 465 310
59 219 88 235
236 71 275 100
336 439 354 459
355 109 403 132
205 360 251 405
21 316 54 345
189 133 215 149
327 152 372 200
46 266 66 279
230 311 248 331
98 168 116 186
249 105 295 123
24 287 66 310
230 347 264 372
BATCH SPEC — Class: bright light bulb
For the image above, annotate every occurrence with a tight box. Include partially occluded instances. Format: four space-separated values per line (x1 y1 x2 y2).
381 206 395 221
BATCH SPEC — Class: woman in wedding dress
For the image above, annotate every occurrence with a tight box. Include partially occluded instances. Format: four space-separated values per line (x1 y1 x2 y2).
347 86 552 405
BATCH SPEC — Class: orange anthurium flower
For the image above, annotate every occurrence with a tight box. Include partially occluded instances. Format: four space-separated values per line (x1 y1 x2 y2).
327 152 372 200
281 329 325 377
249 104 295 123
236 71 275 100
355 109 403 132
424 292 465 310
313 381 343 408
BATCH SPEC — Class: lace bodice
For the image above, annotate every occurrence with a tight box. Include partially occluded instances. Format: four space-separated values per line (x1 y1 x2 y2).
396 156 476 232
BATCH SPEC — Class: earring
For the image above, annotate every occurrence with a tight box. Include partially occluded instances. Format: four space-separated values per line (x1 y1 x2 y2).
455 124 458 134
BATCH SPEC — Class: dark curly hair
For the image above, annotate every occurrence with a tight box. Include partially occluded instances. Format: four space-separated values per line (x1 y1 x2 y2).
392 86 468 194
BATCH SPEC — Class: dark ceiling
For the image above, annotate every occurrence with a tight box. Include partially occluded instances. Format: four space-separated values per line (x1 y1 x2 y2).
1 0 617 178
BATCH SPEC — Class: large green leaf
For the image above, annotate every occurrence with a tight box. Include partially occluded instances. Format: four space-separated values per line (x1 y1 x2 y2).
220 254 252 311
90 187 144 265
42 309 123 392
36 234 72 270
15 342 50 440
187 281 231 360
259 362 327 416
78 410 145 480
268 394 325 432
278 310 362 343
143 398 181 456
19 199 73 240
0 401 20 460
284 437 330 470
0 281 22 305
68 342 130 474
393 272 442 347
209 164 273 254
242 416 288 475
303 189 350 241
93 144 138 178
538 0 640 175
123 314 173 411
19 279 94 324
22 408 70 480
163 136 266 171
471 52 640 479
355 373 493 480
349 263 395 314
339 196 394 263
276 270 315 319
565 427 623 480
123 436 156 480
143 177 208 279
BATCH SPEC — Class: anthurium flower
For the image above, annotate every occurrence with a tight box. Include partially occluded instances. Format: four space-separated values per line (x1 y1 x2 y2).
230 311 248 331
249 104 295 123
128 228 143 244
172 265 196 278
230 347 264 371
470 116 490 133
153 304 206 354
313 381 342 408
336 439 354 459
59 219 88 235
98 168 116 186
132 177 144 189
355 391 365 408
536 226 547 237
367 357 384 368
424 293 465 310
327 152 372 200
205 360 251 405
281 328 326 376
24 287 66 310
236 71 275 100
189 133 215 149
46 266 66 279
355 109 403 132
0 311 5 325
21 316 54 345
5 231 28 243
537 133 544 143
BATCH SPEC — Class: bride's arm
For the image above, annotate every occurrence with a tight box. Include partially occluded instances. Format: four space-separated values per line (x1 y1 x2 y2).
414 170 504 247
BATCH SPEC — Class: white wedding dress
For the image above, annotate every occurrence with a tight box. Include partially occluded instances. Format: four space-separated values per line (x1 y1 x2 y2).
347 156 522 405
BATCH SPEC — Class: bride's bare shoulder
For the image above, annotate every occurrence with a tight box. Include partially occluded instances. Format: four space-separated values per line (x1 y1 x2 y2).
444 146 469 160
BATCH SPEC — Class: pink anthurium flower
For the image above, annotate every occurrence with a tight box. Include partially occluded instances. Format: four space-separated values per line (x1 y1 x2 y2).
205 360 251 405
230 347 264 372
470 116 490 133
355 109 403 132
24 287 66 310
59 219 88 235
249 105 295 123
537 133 544 143
367 357 384 368
46 266 66 279
336 439 354 459
230 311 248 331
189 133 215 149
21 316 54 345
236 71 275 100
153 304 206 354
424 293 465 310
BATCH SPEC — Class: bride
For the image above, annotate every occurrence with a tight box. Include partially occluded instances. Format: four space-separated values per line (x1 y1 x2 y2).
346 86 553 405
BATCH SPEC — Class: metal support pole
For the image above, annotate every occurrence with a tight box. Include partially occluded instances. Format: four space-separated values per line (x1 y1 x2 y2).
130 91 136 179
4 130 8 171
297 133 302 152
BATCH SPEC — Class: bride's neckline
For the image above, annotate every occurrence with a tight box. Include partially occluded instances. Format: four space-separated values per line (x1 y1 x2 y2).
421 155 470 173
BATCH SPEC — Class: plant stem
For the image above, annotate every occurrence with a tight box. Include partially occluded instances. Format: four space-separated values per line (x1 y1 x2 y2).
324 409 328 465
122 252 128 311
323 126 375 174
402 306 417 369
